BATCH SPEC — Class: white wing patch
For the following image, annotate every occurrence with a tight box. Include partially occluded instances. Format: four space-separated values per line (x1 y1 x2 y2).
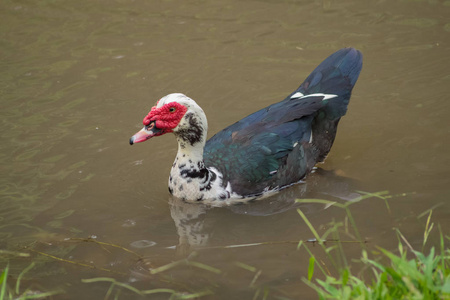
290 92 304 99
291 92 338 101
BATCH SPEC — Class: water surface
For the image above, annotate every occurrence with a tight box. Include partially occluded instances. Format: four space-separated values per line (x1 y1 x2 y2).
1 0 449 298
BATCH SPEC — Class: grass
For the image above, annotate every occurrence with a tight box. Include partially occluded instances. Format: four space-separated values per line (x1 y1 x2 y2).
303 237 450 299
296 195 450 300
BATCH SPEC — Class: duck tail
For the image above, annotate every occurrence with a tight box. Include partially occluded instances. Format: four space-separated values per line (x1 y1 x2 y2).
294 47 363 119
294 48 363 162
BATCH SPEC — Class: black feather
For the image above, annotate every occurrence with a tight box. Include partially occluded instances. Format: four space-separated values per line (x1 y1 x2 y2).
204 48 362 196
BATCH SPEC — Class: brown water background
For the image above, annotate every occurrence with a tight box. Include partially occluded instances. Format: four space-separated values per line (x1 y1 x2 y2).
1 0 450 299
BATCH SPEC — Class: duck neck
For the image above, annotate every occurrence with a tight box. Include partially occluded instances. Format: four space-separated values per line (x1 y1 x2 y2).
175 137 205 164
168 133 215 200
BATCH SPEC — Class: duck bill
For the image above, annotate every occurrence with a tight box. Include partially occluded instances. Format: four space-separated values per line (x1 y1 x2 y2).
129 122 163 145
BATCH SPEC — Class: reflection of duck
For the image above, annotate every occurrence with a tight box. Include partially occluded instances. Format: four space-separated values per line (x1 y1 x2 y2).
169 169 360 255
130 48 362 204
169 197 209 256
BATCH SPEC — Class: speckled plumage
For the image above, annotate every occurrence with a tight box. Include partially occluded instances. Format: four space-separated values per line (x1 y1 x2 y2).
130 48 363 204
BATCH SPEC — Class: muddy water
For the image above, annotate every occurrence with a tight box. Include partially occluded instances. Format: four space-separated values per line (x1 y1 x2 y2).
1 0 449 298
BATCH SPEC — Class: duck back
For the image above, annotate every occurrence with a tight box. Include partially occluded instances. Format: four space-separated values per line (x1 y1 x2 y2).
204 48 363 197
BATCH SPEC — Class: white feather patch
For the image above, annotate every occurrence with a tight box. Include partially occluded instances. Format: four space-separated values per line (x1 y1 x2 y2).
290 92 304 99
291 92 338 101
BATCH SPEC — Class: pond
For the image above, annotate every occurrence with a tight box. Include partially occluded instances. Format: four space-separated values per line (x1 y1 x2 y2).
1 0 449 298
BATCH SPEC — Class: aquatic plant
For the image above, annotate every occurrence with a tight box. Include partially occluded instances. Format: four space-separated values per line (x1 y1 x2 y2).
0 262 62 300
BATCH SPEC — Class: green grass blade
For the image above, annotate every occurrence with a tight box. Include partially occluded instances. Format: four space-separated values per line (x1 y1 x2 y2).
301 243 328 277
417 202 444 219
82 277 117 284
176 290 214 299
82 277 144 296
15 262 35 295
0 250 30 257
348 191 390 207
252 288 260 300
308 256 315 281
439 224 448 272
297 209 322 244
0 264 8 300
18 290 62 299
295 199 343 208
113 288 121 300
297 209 340 271
341 268 349 286
104 282 115 300
297 240 303 250
150 260 184 274
234 262 257 273
344 207 365 248
423 210 434 250
186 261 221 274
250 270 262 288
141 288 177 295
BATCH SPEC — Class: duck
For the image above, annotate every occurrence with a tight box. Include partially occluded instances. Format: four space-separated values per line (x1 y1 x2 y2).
130 48 363 204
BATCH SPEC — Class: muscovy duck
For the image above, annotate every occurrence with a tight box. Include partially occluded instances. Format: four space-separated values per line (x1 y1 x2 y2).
130 48 363 204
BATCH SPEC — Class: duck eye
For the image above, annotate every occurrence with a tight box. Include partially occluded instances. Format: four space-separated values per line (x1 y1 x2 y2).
169 107 176 113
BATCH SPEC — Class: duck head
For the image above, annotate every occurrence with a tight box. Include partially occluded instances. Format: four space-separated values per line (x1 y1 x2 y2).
130 93 208 147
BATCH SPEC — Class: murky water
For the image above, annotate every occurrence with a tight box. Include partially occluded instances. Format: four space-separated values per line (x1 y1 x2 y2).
1 0 449 298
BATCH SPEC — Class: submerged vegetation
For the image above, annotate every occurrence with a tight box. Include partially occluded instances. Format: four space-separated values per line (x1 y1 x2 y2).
1 192 449 299
0 263 62 299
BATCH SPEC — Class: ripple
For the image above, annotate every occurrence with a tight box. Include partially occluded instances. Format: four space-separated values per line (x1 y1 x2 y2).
130 240 157 248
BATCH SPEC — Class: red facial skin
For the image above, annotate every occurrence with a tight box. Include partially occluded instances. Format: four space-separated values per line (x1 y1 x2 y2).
143 101 188 131
130 102 188 144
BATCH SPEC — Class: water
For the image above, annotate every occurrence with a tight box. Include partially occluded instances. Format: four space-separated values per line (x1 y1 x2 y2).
1 0 449 298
